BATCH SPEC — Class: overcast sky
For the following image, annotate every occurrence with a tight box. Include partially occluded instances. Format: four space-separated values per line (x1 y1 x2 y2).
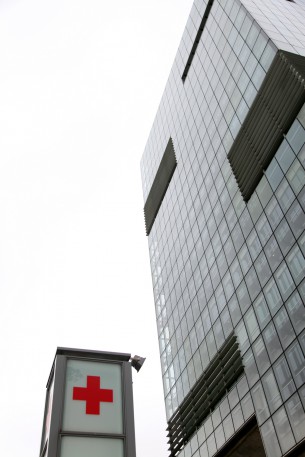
0 1 194 456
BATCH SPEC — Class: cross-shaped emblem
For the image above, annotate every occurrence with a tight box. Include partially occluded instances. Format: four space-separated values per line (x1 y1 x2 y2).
72 376 113 415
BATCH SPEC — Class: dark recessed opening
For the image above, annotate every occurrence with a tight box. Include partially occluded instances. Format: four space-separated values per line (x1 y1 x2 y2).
216 416 266 457
182 0 214 82
144 138 177 236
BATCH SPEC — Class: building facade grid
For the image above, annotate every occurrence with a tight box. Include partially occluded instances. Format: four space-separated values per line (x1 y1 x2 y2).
141 0 305 456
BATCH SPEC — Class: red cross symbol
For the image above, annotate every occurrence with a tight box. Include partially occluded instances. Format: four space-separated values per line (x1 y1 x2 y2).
72 376 113 415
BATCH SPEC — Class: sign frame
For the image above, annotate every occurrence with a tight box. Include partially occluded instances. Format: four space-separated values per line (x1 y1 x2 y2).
39 347 136 457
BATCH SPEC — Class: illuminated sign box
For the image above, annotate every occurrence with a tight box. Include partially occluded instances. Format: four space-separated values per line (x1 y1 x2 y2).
39 348 136 457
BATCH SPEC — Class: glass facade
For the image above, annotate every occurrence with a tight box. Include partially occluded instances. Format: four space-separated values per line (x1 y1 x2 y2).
140 0 305 456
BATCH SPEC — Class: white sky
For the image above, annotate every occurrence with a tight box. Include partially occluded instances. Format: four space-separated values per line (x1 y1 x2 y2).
0 1 193 456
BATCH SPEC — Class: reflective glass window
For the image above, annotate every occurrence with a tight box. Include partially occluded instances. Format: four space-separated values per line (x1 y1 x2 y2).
214 423 225 450
287 120 305 154
260 418 282 457
274 307 295 349
276 178 295 212
276 140 295 174
275 262 295 301
264 278 282 316
230 257 243 289
251 382 269 424
264 236 283 272
245 267 260 301
256 213 272 246
274 356 296 401
265 160 284 191
286 342 305 388
253 336 270 375
254 252 272 287
266 196 284 230
273 407 296 454
236 281 251 314
247 229 262 261
254 293 271 330
262 369 281 414
245 308 259 343
286 393 305 442
241 393 254 420
286 290 305 335
263 322 282 364
223 414 234 440
274 218 295 256
287 245 305 285
287 160 305 195
286 200 305 238
232 403 243 430
244 349 259 388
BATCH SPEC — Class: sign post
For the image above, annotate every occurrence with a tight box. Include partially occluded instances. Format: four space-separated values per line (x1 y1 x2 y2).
39 347 136 457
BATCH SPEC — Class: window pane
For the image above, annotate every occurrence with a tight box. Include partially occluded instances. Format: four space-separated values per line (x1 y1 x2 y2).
262 369 281 413
274 356 296 401
245 308 260 342
273 407 296 454
275 218 295 256
254 293 271 330
275 262 294 301
253 336 270 375
263 322 282 363
251 382 269 424
286 342 305 388
286 393 305 442
264 278 282 316
287 159 305 194
274 307 295 349
286 290 305 334
287 245 305 285
260 419 282 457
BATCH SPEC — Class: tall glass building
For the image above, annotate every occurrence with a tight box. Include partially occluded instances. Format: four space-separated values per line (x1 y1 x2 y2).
140 1 305 456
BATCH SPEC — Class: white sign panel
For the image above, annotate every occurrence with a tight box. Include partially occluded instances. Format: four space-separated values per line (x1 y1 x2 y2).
61 436 124 457
62 359 123 434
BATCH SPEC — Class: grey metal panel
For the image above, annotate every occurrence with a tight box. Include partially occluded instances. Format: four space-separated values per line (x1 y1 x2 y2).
228 51 305 201
122 362 136 457
144 138 177 235
48 355 66 457
166 334 244 457
40 366 55 457
56 347 131 362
